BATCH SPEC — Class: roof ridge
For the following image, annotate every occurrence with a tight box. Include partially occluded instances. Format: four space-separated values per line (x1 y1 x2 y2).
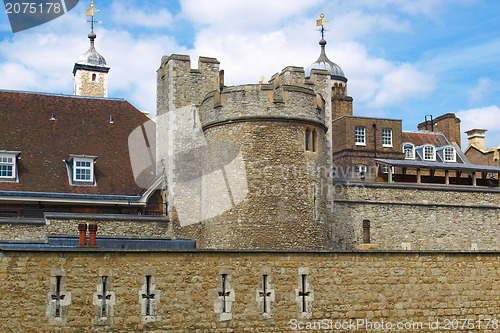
0 89 125 101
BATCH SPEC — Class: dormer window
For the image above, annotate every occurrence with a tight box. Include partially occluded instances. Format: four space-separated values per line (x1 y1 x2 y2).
0 151 20 181
67 155 97 185
443 146 456 162
423 145 436 161
403 143 415 160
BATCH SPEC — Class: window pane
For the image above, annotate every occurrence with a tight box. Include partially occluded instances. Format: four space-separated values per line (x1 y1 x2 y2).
424 146 434 160
404 145 414 159
444 147 455 161
355 127 365 145
305 128 310 151
0 157 14 178
382 129 392 146
312 130 316 152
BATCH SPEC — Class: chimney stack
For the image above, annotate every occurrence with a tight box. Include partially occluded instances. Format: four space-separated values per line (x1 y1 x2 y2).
465 129 487 149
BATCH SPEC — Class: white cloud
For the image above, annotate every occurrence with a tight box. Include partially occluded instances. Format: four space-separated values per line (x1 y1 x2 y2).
110 2 174 28
186 3 435 113
368 63 435 108
457 105 500 131
180 0 322 30
0 63 40 90
457 105 500 148
339 0 476 18
102 29 183 112
468 78 500 104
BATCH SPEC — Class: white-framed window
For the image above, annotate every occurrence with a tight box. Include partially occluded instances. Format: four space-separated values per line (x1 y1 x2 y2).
0 154 15 179
355 126 366 146
382 128 392 147
355 164 367 174
402 143 415 160
73 158 93 182
443 146 456 162
68 155 97 185
0 152 19 180
423 145 436 161
382 165 394 174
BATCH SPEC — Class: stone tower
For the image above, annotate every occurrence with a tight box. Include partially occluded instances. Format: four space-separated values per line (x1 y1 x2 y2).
73 3 109 98
157 55 333 250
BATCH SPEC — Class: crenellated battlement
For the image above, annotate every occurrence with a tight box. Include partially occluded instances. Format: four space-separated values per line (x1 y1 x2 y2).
199 82 326 131
156 55 221 117
158 54 220 75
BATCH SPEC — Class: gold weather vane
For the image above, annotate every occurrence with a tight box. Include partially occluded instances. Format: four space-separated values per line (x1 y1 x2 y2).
316 13 329 38
259 76 265 84
85 2 101 32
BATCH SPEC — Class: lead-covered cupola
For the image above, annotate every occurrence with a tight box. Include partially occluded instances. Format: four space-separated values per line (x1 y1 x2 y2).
305 13 347 85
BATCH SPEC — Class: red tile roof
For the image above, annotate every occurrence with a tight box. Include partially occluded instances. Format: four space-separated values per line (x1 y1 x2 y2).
0 90 154 196
402 131 450 147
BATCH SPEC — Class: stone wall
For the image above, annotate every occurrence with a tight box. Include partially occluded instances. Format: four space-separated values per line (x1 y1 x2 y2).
1 249 499 332
171 120 331 250
331 183 500 251
0 213 171 242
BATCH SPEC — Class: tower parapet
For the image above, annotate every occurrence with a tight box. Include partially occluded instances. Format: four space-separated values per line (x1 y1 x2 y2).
200 81 326 131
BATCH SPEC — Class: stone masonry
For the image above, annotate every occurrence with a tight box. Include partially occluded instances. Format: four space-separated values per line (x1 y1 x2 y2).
331 183 500 250
1 249 499 332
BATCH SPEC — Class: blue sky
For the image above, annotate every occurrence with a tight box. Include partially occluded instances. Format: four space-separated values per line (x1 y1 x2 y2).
1 0 500 148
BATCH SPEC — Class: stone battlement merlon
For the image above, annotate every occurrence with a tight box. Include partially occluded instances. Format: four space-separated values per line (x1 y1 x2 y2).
158 54 220 74
268 66 333 96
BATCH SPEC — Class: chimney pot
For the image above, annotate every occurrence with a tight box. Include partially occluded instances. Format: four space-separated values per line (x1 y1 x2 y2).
88 222 98 246
78 222 87 246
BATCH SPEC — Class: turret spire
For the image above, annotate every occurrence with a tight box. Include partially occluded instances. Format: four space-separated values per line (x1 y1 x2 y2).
73 1 109 97
305 13 347 82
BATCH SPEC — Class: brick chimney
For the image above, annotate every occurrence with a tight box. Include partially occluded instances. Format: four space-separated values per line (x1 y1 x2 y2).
465 129 487 149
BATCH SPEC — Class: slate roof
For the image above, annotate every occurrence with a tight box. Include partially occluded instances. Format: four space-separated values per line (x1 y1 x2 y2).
0 90 154 196
402 131 450 147
375 158 500 173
